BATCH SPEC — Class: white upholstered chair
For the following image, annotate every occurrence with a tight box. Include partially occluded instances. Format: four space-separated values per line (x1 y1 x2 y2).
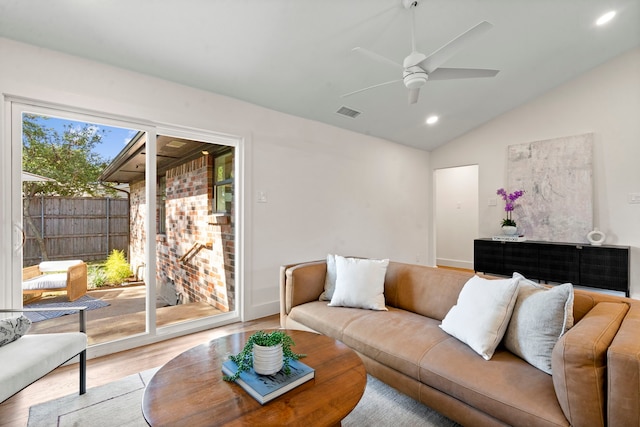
0 306 87 402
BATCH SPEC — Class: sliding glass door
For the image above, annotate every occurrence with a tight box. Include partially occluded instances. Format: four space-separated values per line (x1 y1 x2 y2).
9 101 242 355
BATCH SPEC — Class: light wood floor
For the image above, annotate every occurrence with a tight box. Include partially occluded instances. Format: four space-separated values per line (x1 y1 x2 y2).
436 265 474 273
0 314 280 427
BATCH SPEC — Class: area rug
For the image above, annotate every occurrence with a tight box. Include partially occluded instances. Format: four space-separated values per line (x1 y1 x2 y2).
24 295 110 322
28 369 461 427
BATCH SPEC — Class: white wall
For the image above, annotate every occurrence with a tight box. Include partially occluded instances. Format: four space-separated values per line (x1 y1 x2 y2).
430 47 640 299
0 38 431 319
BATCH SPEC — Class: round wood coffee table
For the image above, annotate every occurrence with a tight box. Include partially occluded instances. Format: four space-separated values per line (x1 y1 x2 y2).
142 330 367 426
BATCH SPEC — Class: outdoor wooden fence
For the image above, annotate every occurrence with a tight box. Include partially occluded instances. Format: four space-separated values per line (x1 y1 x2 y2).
23 196 129 266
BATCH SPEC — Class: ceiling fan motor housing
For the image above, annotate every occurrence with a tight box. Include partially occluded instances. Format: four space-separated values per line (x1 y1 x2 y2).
403 52 428 89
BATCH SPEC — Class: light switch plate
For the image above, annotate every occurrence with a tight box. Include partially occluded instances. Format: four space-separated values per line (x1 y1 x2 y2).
629 193 640 204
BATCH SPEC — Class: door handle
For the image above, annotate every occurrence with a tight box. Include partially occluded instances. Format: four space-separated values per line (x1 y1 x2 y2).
13 222 25 254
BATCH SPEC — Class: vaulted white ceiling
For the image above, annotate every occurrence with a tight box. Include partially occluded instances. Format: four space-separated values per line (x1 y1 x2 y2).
1 0 638 151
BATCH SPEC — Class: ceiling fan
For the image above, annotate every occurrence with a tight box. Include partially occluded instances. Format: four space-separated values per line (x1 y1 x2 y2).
342 0 499 105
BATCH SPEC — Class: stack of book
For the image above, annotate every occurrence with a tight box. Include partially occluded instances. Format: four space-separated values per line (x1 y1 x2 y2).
222 359 315 404
492 235 526 242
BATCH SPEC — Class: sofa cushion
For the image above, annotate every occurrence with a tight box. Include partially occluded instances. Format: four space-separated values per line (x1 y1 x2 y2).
340 307 450 380
318 254 337 301
0 316 31 347
419 339 569 427
22 272 68 290
328 256 389 311
503 272 574 374
552 301 629 427
383 263 473 320
440 275 518 360
291 302 452 382
289 301 376 341
38 259 82 273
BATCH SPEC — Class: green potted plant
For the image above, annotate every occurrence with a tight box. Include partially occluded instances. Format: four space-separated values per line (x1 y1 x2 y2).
223 330 305 382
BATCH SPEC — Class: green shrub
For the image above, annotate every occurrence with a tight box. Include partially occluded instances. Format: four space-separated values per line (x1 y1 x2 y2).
89 267 108 288
104 249 132 285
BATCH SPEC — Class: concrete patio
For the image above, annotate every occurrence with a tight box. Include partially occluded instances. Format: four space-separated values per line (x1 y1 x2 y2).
26 285 224 345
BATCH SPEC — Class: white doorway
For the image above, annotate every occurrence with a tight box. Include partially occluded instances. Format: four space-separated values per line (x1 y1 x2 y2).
434 165 479 270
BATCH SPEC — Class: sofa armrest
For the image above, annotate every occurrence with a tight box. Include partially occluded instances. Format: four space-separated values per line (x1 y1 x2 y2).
608 302 640 427
279 261 326 327
552 301 629 427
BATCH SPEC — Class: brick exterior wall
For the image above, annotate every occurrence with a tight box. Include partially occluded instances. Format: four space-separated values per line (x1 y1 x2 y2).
129 180 147 282
128 154 235 312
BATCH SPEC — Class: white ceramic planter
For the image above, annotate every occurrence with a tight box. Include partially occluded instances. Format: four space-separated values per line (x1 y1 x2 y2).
502 226 518 236
253 343 283 375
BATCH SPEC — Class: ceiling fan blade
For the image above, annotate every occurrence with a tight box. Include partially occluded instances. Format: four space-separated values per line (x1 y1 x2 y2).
408 88 420 105
428 67 499 80
418 21 494 73
352 47 403 70
341 79 402 98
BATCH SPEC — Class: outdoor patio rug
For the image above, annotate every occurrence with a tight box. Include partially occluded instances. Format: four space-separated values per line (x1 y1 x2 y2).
28 370 461 427
24 295 110 323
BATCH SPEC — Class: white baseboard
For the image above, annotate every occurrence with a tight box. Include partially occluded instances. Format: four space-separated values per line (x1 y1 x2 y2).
244 301 279 321
435 258 473 271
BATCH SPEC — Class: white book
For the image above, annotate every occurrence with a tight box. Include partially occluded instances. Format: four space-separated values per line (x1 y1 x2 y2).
492 235 526 242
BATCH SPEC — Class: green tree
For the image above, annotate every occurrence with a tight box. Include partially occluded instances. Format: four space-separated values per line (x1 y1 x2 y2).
22 114 111 261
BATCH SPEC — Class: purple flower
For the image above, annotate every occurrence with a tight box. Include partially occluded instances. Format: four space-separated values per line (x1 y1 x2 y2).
497 188 524 226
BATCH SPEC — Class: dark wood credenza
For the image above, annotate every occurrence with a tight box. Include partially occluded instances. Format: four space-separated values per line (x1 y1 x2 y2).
474 238 630 296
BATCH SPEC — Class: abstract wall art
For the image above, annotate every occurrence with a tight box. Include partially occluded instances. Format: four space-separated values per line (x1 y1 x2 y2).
507 133 594 243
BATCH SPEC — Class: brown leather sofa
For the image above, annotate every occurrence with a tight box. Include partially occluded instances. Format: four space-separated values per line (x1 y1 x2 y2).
279 260 640 427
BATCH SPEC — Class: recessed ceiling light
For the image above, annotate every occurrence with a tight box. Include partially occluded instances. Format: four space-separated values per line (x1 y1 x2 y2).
166 140 187 148
596 10 616 26
426 115 439 125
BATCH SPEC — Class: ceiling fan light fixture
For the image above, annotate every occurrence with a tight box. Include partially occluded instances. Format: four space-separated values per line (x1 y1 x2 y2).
404 75 427 89
403 68 428 89
596 10 616 26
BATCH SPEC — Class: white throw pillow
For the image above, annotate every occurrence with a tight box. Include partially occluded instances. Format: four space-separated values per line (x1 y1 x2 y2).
328 255 389 311
440 275 519 360
0 315 32 347
503 272 574 374
319 254 337 301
